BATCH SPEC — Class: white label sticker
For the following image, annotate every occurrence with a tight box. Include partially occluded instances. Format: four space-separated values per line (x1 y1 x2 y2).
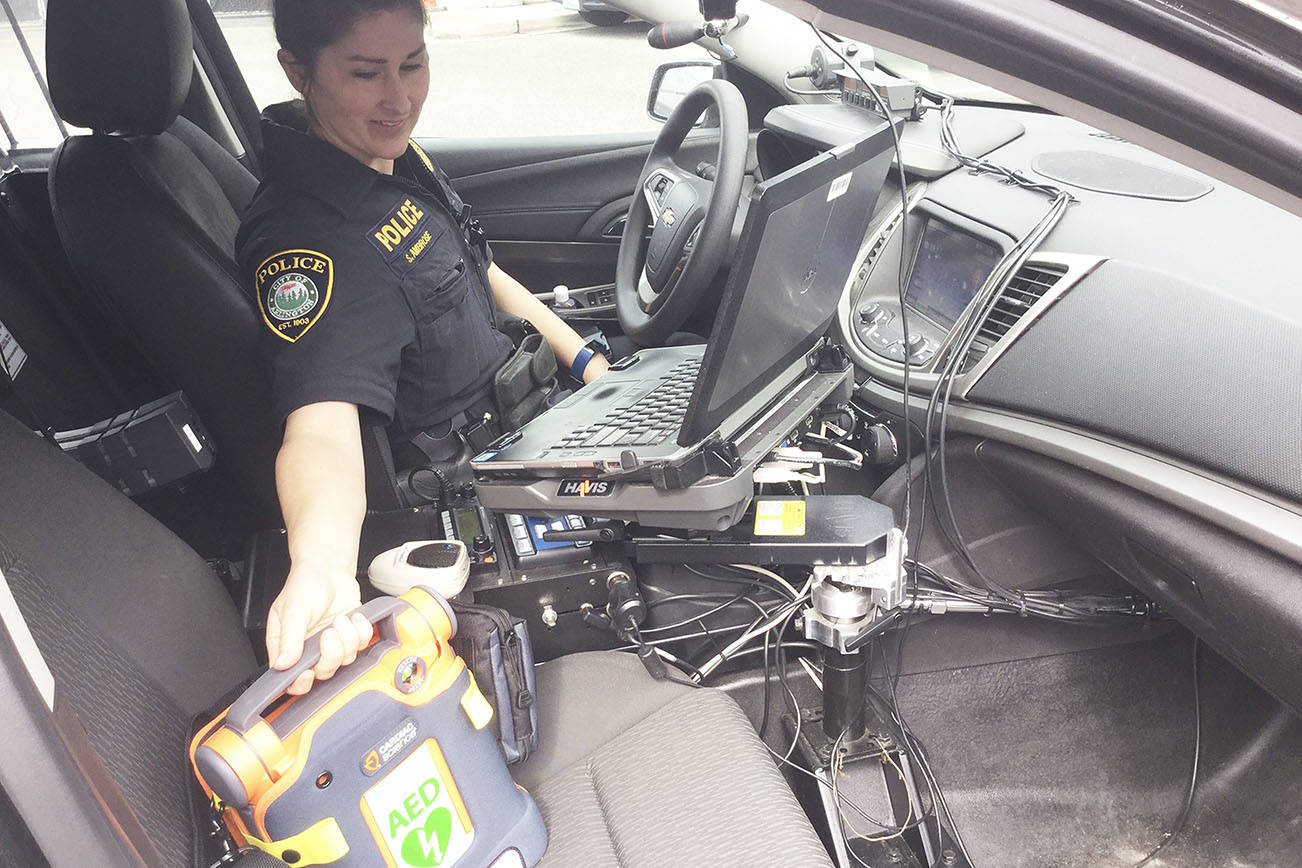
181 423 204 454
362 739 474 868
0 319 27 380
827 171 853 201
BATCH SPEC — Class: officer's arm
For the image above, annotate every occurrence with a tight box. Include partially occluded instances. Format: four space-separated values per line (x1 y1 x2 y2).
486 263 610 384
269 401 374 694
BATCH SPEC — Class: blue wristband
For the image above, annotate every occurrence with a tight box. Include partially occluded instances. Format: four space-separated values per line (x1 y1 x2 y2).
570 346 596 382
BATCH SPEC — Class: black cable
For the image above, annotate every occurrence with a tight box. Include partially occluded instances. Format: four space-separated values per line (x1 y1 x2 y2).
808 25 914 546
863 684 948 862
404 464 449 507
726 640 822 662
631 608 789 651
758 625 775 739
627 624 702 689
642 590 745 606
748 628 944 858
683 564 798 601
862 677 941 857
771 607 805 761
925 187 1074 611
907 562 1156 622
658 649 706 682
808 22 931 706
1131 637 1202 868
872 641 973 865
694 612 727 660
640 590 756 633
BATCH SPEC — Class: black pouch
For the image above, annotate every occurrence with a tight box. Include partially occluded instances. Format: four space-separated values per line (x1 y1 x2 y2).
493 330 558 431
449 600 539 764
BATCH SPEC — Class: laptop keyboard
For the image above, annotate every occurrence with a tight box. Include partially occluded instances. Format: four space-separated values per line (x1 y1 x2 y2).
551 357 701 451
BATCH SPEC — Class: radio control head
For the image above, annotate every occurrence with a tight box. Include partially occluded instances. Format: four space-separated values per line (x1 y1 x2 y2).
368 540 470 598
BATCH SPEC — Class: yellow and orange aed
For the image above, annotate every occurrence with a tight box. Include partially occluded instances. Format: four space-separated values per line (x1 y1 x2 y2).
190 586 547 868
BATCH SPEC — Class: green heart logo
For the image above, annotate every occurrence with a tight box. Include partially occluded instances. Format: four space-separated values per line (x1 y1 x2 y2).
400 806 453 867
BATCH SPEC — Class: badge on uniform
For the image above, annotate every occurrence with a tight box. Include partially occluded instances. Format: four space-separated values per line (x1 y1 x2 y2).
253 248 334 342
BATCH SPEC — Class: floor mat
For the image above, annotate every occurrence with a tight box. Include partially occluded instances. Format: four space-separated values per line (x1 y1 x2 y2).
718 624 1302 867
892 631 1195 868
718 628 1203 867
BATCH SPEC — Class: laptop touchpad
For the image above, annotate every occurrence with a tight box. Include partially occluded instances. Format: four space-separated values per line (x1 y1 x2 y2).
555 380 640 409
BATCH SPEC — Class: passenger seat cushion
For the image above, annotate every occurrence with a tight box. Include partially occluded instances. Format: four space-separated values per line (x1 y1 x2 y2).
512 650 691 791
519 652 835 868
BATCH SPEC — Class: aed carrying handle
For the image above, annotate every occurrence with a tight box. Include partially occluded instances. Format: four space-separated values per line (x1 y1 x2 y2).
225 590 458 735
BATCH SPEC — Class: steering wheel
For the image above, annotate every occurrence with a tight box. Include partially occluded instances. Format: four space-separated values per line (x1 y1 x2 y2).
615 79 748 346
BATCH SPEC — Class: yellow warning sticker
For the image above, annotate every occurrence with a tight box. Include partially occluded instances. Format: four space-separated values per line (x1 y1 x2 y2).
754 500 806 536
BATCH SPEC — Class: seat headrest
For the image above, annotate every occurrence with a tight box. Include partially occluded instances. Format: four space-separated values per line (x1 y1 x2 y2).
47 0 194 136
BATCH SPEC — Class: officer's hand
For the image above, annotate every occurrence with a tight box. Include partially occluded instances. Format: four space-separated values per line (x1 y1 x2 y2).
266 569 374 695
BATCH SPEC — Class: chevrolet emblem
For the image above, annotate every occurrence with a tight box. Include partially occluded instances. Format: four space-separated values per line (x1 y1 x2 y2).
661 207 676 226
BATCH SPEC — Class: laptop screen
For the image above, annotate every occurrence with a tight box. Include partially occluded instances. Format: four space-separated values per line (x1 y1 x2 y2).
677 122 895 446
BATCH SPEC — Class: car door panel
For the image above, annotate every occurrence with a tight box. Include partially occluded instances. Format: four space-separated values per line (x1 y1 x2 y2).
421 133 721 291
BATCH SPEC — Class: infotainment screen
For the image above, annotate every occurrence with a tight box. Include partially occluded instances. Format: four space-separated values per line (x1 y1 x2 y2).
904 219 1002 329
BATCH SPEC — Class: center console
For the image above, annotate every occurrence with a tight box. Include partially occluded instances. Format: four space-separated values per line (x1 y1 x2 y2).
850 201 1013 369
242 495 631 663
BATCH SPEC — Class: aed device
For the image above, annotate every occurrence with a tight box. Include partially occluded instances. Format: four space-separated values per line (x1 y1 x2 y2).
190 586 547 868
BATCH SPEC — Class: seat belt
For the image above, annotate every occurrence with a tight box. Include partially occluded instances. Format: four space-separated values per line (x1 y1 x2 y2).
0 344 57 447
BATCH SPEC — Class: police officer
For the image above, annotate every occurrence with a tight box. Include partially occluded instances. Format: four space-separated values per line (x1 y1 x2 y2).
236 0 609 694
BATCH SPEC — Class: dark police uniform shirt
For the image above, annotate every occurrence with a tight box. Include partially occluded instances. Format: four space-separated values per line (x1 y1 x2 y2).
235 102 513 438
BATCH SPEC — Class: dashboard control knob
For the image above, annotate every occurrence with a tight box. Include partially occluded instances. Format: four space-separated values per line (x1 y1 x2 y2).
858 302 883 324
540 604 559 629
471 534 494 557
905 332 927 353
864 424 899 465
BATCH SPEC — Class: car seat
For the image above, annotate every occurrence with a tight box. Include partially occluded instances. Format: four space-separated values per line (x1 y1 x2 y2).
43 0 284 529
0 406 834 866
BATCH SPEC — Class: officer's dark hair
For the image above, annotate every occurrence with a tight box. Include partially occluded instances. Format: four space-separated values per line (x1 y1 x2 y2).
273 0 429 68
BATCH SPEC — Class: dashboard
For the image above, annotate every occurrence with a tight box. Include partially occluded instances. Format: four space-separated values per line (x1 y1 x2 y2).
776 105 1302 516
759 98 1302 711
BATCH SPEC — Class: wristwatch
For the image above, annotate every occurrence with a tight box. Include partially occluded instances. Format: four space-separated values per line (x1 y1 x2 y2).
570 335 609 381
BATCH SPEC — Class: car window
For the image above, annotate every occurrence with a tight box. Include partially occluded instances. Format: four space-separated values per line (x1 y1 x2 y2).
211 0 711 138
0 0 76 156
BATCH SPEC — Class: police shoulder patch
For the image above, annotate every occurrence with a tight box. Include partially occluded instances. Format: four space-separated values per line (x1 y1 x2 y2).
253 249 333 343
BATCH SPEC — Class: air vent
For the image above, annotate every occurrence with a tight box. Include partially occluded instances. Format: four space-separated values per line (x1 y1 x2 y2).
962 262 1068 372
854 209 905 286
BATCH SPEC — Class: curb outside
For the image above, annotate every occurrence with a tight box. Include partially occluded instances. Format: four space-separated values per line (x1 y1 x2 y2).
427 0 591 39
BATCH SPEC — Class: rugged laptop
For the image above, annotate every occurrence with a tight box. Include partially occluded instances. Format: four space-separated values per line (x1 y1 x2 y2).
471 121 894 527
